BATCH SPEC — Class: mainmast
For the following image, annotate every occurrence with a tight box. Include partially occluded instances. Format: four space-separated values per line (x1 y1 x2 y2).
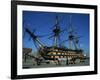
68 15 82 50
68 15 75 49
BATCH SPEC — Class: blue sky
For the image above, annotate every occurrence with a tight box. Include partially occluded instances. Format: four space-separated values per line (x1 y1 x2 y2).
23 11 90 56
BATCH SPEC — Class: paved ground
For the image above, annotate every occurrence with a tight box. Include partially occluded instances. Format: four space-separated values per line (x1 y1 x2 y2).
23 58 89 69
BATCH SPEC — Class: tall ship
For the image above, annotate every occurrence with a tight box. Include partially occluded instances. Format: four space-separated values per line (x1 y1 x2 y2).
23 15 85 66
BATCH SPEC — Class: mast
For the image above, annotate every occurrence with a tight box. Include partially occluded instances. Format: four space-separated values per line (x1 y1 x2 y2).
53 16 60 47
69 15 74 49
68 15 77 50
48 15 61 47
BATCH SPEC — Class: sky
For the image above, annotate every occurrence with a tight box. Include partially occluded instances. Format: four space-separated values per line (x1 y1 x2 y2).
23 11 90 56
